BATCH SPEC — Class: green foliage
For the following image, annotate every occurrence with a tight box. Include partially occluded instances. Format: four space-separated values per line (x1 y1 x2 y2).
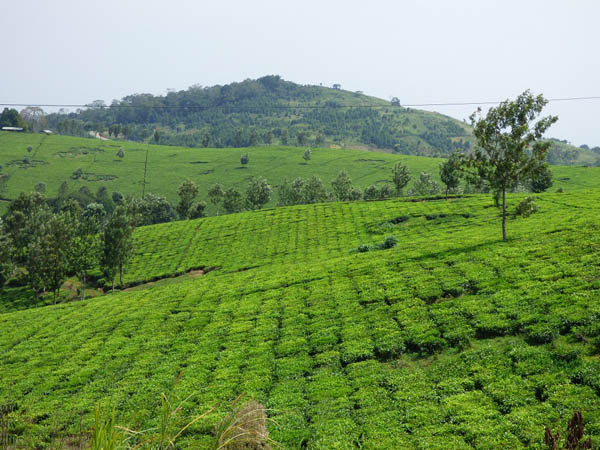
0 108 27 130
188 201 207 219
127 194 176 226
101 206 134 290
303 148 311 162
223 187 244 214
464 90 558 240
439 152 462 198
409 172 441 196
177 180 199 219
363 185 379 200
529 164 553 193
331 170 353 201
514 197 539 218
246 177 272 210
240 153 249 165
392 162 410 195
116 148 125 158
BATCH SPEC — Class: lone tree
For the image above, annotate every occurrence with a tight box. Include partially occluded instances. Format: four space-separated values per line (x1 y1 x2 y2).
392 162 410 195
177 180 199 219
439 152 462 199
303 148 311 163
464 90 558 241
240 153 249 166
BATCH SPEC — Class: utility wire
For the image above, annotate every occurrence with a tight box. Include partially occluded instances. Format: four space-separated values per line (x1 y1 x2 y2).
1 96 599 110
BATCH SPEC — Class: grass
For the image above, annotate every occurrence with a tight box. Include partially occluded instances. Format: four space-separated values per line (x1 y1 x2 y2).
1 131 599 216
0 188 599 448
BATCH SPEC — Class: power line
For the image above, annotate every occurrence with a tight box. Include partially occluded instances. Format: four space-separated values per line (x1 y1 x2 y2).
1 96 599 110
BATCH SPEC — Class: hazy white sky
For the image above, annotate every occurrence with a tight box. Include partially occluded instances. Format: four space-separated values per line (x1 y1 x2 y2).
2 0 599 146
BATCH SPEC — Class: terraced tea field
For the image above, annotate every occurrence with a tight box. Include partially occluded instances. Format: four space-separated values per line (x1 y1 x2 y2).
1 132 599 215
0 132 440 215
1 189 599 448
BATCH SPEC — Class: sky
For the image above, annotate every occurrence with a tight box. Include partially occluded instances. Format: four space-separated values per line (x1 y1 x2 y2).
2 0 599 146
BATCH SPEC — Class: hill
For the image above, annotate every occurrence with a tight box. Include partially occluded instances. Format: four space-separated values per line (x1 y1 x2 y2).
1 131 599 216
39 76 598 166
45 76 475 156
1 190 599 448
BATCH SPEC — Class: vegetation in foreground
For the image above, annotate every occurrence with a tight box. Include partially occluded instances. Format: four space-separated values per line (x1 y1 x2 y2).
1 188 599 448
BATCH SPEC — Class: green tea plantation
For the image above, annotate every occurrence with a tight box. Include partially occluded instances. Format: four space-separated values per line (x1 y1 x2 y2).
1 187 599 448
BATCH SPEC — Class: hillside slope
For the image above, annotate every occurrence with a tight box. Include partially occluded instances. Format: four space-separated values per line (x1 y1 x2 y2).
1 191 599 448
2 132 599 216
42 76 598 165
46 76 474 155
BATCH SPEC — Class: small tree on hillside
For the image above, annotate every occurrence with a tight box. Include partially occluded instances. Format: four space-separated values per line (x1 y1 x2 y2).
116 148 125 158
101 206 133 291
302 176 327 204
26 212 73 303
392 162 410 195
0 220 14 290
331 170 353 201
303 148 312 163
409 172 440 196
439 152 462 199
188 201 207 219
240 153 249 166
208 183 225 215
464 90 558 241
363 185 379 200
529 164 553 193
69 203 105 300
177 180 199 219
223 188 244 214
246 177 272 210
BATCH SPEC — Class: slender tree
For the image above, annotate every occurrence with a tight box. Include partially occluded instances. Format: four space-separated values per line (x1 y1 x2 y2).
464 90 558 241
208 183 225 214
392 162 410 195
177 180 199 219
70 203 105 300
439 153 462 199
101 206 134 291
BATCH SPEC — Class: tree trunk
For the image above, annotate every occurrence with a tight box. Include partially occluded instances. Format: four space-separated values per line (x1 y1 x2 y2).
446 187 449 200
80 273 86 301
119 264 123 285
53 289 57 304
502 188 507 241
112 278 115 293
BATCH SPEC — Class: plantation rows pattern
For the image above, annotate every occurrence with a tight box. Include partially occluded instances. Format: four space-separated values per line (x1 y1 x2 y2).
1 191 599 448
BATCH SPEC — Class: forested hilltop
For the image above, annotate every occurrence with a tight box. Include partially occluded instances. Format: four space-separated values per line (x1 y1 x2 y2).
45 76 473 155
40 76 598 165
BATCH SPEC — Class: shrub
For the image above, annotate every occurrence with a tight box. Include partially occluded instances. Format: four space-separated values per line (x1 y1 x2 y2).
357 244 370 253
379 184 394 199
348 187 362 201
240 153 249 165
514 197 539 218
363 185 379 200
188 201 207 219
116 148 124 158
71 168 83 180
380 235 398 249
